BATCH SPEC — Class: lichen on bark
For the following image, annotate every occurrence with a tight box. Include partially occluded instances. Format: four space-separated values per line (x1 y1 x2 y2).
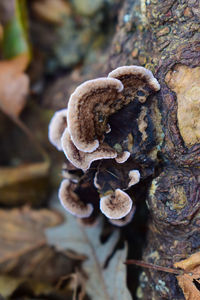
108 0 200 299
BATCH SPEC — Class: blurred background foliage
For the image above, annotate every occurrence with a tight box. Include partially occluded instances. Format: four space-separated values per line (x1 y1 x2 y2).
0 1 141 299
0 0 122 207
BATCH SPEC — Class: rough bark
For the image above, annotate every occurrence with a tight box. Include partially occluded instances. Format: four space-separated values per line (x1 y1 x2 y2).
108 0 200 299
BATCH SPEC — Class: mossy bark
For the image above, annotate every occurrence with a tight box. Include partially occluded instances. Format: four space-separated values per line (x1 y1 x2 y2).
108 0 200 299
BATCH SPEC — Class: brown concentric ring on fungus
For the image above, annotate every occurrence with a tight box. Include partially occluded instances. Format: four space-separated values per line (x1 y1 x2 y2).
59 179 93 218
109 206 136 227
67 78 124 153
115 151 130 163
108 66 160 103
48 108 68 150
61 128 117 171
100 189 132 219
128 170 140 187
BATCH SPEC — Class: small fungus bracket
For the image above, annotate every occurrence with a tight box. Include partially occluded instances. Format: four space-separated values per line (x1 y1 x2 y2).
100 189 133 219
48 109 68 151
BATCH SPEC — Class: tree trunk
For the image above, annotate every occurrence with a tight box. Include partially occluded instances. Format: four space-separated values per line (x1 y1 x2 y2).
108 0 200 299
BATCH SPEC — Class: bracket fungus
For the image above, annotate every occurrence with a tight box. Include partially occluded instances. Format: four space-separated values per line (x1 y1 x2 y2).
48 108 68 150
115 151 130 163
61 127 117 171
48 65 160 225
109 206 136 227
100 189 133 219
108 66 160 101
67 77 123 153
59 179 93 218
128 170 141 188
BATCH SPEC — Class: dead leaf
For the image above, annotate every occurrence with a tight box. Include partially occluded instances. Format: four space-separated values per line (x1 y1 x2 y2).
0 112 50 206
0 276 23 298
46 198 132 300
174 252 200 300
0 206 76 291
0 274 71 299
0 161 49 189
57 270 86 300
0 206 63 265
0 54 29 117
0 161 50 206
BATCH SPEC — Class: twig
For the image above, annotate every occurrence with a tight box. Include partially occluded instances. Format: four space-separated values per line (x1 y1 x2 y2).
125 259 200 277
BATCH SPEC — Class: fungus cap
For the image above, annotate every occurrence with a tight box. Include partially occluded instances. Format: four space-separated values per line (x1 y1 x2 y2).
100 189 132 219
67 77 124 153
109 206 136 227
108 65 160 92
115 151 130 164
61 128 117 171
59 179 93 218
128 170 140 187
48 108 68 150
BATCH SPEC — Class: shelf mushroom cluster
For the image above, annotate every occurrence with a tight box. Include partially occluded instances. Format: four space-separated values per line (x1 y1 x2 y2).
48 65 160 226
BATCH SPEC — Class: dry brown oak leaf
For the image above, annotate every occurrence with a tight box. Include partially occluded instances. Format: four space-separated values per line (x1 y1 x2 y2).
0 206 63 265
0 54 29 117
174 252 200 300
